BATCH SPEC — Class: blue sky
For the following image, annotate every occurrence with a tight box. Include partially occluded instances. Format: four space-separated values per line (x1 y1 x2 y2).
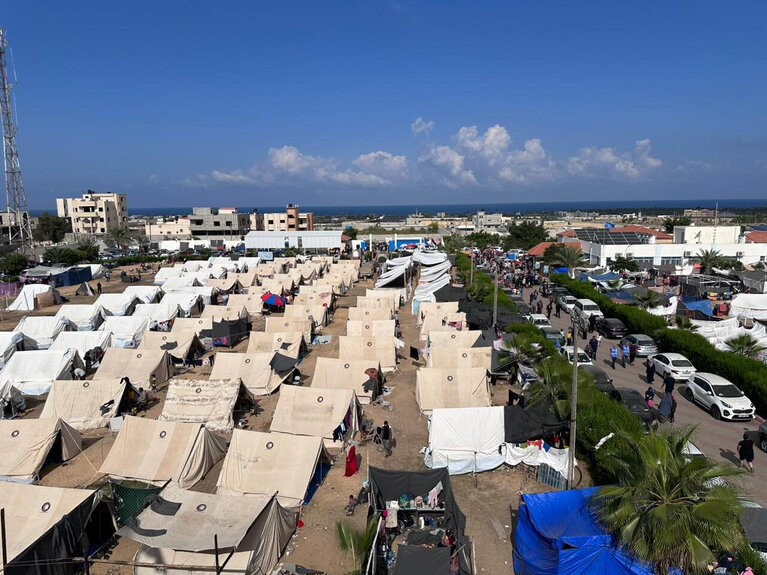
4 1 767 209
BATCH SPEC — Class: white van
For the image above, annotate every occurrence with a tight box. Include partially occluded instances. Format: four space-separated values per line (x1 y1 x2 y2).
572 298 603 332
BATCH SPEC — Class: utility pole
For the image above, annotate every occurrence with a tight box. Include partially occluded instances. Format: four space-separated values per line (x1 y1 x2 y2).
0 29 32 250
492 268 498 328
469 250 474 285
567 316 578 489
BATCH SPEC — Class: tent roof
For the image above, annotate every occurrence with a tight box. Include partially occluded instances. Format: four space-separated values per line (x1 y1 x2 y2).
0 418 81 481
40 379 126 431
94 293 139 315
172 317 213 335
55 303 103 327
159 378 240 433
348 307 391 322
0 349 81 397
416 368 490 413
270 385 356 439
94 347 172 387
246 332 304 359
346 319 395 337
49 330 112 358
226 293 263 314
100 315 150 342
200 305 248 321
139 331 203 360
427 346 492 369
338 335 397 370
427 329 489 348
133 303 179 323
210 352 290 396
312 358 381 403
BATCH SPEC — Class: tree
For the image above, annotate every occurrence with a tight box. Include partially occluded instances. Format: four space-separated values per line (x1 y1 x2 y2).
633 290 662 310
467 280 491 301
662 215 692 234
33 212 71 243
76 237 100 261
543 244 586 278
44 247 82 265
345 226 359 240
506 221 549 250
696 249 722 275
104 227 131 249
134 234 150 253
1 253 30 275
528 359 575 421
592 426 745 574
753 262 766 271
724 334 767 359
336 518 379 575
427 222 440 234
605 279 623 292
609 254 640 272
675 315 698 332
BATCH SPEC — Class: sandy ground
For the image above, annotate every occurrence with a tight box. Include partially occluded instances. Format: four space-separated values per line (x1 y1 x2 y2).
9 264 582 575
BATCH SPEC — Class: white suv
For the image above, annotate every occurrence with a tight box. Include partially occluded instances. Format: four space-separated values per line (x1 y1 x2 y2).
572 298 603 332
524 314 551 328
648 353 696 382
683 372 755 421
559 345 593 366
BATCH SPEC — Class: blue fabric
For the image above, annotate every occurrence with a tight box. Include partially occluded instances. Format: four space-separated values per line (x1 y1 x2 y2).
591 271 619 281
682 298 714 316
554 267 569 274
304 461 331 504
604 222 616 229
513 488 655 575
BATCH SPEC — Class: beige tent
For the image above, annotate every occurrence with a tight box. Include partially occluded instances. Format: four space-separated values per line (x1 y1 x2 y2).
265 318 313 345
427 329 487 348
419 311 467 340
210 352 292 397
159 378 241 433
226 293 263 316
297 284 333 295
0 418 81 482
94 348 173 388
40 379 126 430
346 319 395 337
200 304 248 321
284 304 329 327
139 331 205 362
273 256 296 270
314 275 346 294
172 317 213 337
415 367 491 414
261 276 294 295
206 277 242 292
99 416 226 488
216 430 331 507
228 270 258 287
294 265 317 283
293 291 333 308
348 307 391 322
427 346 492 369
417 301 460 326
366 287 406 307
270 385 359 448
356 296 396 314
246 332 305 359
338 335 397 372
121 487 297 575
312 358 382 404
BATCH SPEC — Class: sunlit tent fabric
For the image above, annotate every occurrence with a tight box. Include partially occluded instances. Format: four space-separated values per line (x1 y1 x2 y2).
94 293 139 316
210 352 294 397
284 304 329 327
427 346 492 369
99 416 226 488
338 335 397 372
0 349 82 400
94 348 173 388
730 293 767 320
172 317 213 337
293 291 333 309
55 304 104 331
133 303 179 325
124 285 163 304
216 430 331 507
139 331 205 362
160 276 202 292
229 270 258 287
346 319 396 337
226 293 263 316
154 266 184 285
0 418 81 483
348 307 392 322
0 331 23 369
356 295 396 314
13 316 73 349
200 304 248 321
49 330 112 359
416 368 491 414
246 332 305 359
99 315 150 348
513 487 656 575
207 277 242 292
428 329 492 349
366 287 406 307
76 263 108 280
6 284 51 311
159 378 240 433
160 292 201 317
312 358 382 404
375 262 408 288
270 385 360 447
265 318 313 345
40 379 126 430
417 301 460 325
419 311 467 341
122 488 297 575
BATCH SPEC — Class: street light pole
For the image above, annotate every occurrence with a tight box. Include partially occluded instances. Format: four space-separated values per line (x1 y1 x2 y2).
567 315 578 489
492 269 499 328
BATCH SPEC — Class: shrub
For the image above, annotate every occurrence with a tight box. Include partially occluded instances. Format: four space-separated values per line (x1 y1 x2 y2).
455 253 517 311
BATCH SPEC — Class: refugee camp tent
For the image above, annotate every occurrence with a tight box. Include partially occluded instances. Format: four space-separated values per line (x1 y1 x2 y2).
23 264 93 287
513 487 655 575
200 304 249 321
139 331 205 362
212 316 250 347
95 293 139 316
133 303 179 327
366 287 406 307
346 319 396 337
160 292 201 317
0 331 23 369
417 301 460 325
338 335 397 372
347 307 392 322
228 270 258 288
226 293 264 316
312 358 382 404
124 285 163 303
0 349 82 408
246 332 305 359
216 430 332 507
74 281 95 296
374 262 409 289
49 330 112 360
95 348 173 388
428 330 492 349
55 304 104 331
160 276 202 292
207 277 242 293
169 285 219 305
172 317 213 338
691 317 767 352
730 293 767 320
265 318 313 345
419 312 467 341
76 263 108 280
210 352 295 397
0 418 81 483
270 385 360 448
121 487 297 575
159 378 241 433
284 304 329 328
6 284 52 311
154 266 184 285
13 316 73 349
100 316 150 348
40 379 127 430
356 296 397 314
293 291 334 309
427 346 492 369
99 416 227 488
415 368 491 414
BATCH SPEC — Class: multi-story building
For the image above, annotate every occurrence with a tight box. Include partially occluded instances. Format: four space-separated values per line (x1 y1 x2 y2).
56 191 127 235
472 210 506 232
144 216 192 241
258 204 314 232
188 207 250 241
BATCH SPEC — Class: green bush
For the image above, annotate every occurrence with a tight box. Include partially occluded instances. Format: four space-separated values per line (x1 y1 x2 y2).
455 253 517 312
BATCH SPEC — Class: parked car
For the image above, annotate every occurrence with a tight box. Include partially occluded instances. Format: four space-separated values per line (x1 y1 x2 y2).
539 326 566 347
551 286 571 297
760 422 767 453
683 372 755 421
612 387 658 430
579 364 615 395
647 352 696 382
559 345 593 366
524 314 551 328
556 294 577 314
595 318 629 339
623 334 658 356
572 298 604 333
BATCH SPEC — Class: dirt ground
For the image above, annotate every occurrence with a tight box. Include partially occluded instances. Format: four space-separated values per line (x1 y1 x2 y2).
10 263 583 575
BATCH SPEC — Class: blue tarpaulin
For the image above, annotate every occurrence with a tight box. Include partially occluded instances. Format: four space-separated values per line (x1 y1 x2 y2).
682 297 715 317
554 267 569 274
591 271 620 281
513 487 655 575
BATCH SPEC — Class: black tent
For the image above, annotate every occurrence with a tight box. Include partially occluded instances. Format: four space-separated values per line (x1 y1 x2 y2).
503 400 568 444
394 545 450 575
212 318 249 347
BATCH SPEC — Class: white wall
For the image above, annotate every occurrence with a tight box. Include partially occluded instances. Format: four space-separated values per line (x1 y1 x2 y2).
582 241 767 268
673 226 741 245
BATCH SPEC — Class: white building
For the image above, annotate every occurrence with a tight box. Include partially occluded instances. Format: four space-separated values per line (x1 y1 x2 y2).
244 230 343 251
673 225 742 245
56 191 128 235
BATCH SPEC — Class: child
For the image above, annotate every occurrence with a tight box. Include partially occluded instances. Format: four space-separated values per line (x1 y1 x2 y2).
644 386 655 408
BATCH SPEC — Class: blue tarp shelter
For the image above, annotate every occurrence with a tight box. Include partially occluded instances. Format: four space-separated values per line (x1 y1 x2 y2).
23 265 93 287
513 487 655 575
681 297 715 317
592 271 620 281
553 267 569 274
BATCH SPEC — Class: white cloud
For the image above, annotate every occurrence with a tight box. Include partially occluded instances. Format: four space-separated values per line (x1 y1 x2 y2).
411 116 435 136
566 139 662 180
353 151 409 180
418 145 477 187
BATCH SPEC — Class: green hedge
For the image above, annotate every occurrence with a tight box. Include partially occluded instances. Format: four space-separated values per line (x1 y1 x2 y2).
455 253 517 312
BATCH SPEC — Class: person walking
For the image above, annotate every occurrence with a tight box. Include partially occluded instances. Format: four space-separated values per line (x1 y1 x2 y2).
663 373 675 397
537 299 544 314
628 344 637 366
555 301 561 318
588 336 598 359
610 344 618 369
97 282 102 295
546 301 553 320
738 432 755 472
382 421 393 457
588 314 597 334
646 361 656 384
566 328 573 346
621 341 630 368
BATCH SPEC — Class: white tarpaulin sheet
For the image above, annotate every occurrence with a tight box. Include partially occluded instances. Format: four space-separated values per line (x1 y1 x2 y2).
154 266 184 285
49 330 112 359
13 316 71 349
7 284 51 311
0 331 23 369
159 379 240 433
730 294 767 320
0 349 80 398
124 285 162 303
161 293 200 317
56 304 104 331
133 303 179 324
691 317 767 352
647 295 678 317
95 293 139 316
100 316 150 348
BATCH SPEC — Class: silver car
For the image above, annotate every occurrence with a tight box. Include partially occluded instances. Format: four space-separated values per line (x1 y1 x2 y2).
623 334 658 356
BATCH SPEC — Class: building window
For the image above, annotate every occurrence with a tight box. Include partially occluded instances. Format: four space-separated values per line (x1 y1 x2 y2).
226 221 232 226
213 221 221 227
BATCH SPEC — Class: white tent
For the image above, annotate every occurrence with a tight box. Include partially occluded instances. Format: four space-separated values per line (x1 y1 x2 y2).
13 316 72 349
0 349 82 400
94 348 173 388
133 303 179 325
428 329 488 348
49 330 112 360
99 416 227 488
417 301 460 325
338 335 397 372
40 379 127 430
427 346 492 369
246 332 305 359
348 307 391 322
691 317 767 353
95 293 139 316
312 358 381 404
730 294 767 320
124 285 163 304
0 418 81 483
0 331 23 369
55 304 104 330
76 263 108 279
159 378 241 433
154 266 184 285
210 352 292 397
171 285 219 305
375 262 408 288
419 311 467 341
346 319 396 337
6 284 51 311
415 368 491 414
160 276 202 291
100 315 150 348
160 292 201 317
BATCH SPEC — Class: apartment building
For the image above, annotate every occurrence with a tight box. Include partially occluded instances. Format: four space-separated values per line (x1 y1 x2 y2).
144 216 192 241
56 191 128 235
257 204 314 232
188 207 251 240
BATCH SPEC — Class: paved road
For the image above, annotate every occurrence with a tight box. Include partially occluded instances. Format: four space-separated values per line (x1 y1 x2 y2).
545 309 767 506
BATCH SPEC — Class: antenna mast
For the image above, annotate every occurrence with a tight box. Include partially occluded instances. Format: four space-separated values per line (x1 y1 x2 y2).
0 29 32 249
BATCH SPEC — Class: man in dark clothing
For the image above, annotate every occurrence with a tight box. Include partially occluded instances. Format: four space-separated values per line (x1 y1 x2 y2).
97 282 102 295
646 361 655 384
663 374 675 396
381 421 392 457
555 302 561 318
588 314 597 334
588 336 598 359
738 432 755 472
546 301 553 320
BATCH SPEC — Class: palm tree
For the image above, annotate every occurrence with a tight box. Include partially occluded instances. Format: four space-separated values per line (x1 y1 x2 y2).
104 226 131 249
592 426 745 574
504 332 545 367
675 314 698 332
528 359 575 421
336 517 379 575
43 247 69 264
633 290 662 310
605 279 622 292
696 248 722 275
725 334 767 359
134 234 150 253
543 244 586 278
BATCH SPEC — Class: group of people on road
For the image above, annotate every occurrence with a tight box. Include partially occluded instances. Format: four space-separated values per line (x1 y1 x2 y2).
608 341 635 369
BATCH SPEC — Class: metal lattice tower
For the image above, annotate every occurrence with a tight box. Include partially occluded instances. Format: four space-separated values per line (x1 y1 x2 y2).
0 29 32 247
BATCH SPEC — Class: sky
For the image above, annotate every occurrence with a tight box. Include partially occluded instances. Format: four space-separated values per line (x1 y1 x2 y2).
3 1 767 209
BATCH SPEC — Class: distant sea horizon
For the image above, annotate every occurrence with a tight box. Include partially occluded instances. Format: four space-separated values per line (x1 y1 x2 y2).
28 198 767 219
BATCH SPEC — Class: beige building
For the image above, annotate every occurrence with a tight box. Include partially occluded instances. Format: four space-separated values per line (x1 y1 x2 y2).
56 191 128 235
255 204 314 232
145 217 191 241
